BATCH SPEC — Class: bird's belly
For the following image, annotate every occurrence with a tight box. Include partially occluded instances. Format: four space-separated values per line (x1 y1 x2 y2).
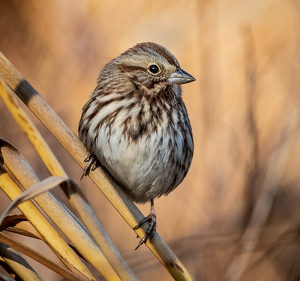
92 126 184 203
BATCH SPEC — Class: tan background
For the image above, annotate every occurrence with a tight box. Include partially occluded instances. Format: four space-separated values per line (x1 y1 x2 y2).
1 0 300 280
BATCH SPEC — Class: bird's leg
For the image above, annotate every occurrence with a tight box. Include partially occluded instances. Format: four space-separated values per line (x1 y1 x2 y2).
133 199 157 250
80 153 100 180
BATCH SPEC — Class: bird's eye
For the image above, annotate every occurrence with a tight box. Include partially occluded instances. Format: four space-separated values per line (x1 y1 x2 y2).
148 64 160 74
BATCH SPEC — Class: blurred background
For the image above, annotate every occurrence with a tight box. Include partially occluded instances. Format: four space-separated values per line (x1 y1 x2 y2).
1 0 300 280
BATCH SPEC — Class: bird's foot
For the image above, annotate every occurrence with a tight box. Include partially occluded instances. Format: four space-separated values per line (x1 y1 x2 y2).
133 212 156 250
80 154 100 180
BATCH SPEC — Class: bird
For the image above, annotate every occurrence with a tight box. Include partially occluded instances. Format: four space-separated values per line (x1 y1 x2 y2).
79 42 195 249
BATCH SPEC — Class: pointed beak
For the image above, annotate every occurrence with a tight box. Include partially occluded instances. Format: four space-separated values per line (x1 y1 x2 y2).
168 68 196 85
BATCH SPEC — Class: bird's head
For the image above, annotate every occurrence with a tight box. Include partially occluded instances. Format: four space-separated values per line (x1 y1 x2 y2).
113 42 195 95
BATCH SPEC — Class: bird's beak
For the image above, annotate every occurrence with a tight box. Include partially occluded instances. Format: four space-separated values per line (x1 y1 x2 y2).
168 68 196 85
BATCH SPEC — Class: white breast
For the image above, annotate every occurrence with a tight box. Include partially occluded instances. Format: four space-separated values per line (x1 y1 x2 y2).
84 96 190 203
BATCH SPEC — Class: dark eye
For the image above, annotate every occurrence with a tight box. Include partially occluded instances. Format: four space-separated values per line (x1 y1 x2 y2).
148 64 160 74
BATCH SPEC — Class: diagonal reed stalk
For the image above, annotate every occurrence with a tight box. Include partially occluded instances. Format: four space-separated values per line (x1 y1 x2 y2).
0 165 95 281
0 139 137 281
0 76 133 280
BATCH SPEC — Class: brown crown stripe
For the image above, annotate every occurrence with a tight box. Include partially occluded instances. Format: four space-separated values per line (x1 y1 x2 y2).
138 42 179 68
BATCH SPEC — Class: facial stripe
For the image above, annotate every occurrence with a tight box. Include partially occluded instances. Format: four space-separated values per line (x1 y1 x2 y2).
117 64 145 73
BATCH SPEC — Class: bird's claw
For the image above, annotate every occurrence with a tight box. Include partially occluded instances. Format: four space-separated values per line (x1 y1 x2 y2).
133 213 156 250
84 154 93 162
80 154 99 180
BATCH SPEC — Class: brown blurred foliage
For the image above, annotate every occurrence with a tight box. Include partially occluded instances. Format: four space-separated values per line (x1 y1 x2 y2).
1 0 300 280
